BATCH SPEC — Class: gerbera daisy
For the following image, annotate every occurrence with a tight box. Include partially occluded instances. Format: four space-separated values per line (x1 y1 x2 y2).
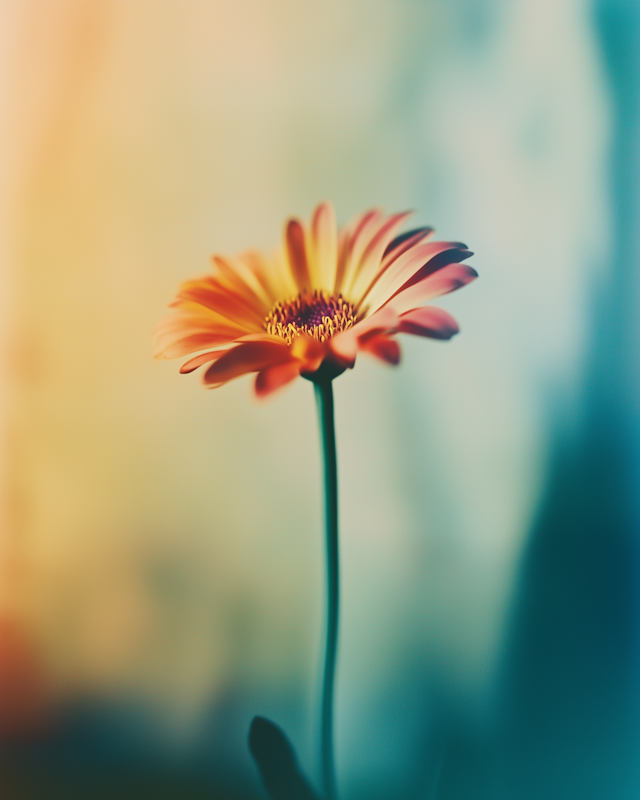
155 202 477 395
156 202 477 800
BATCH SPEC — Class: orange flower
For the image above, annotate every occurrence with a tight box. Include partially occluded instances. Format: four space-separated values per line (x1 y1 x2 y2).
156 203 477 396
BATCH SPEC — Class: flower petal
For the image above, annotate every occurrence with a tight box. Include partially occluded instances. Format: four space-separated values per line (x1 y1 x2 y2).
360 334 401 365
255 360 302 398
252 335 325 396
179 348 234 374
386 264 479 315
382 227 433 262
154 304 250 357
160 331 245 359
334 226 352 293
329 305 399 363
291 334 326 372
155 312 246 354
177 278 265 330
335 209 384 295
359 241 471 315
400 249 474 291
203 341 291 386
191 275 265 318
398 306 460 340
310 202 338 292
286 219 312 291
239 250 298 306
212 255 271 312
235 332 290 344
156 304 244 333
347 212 414 304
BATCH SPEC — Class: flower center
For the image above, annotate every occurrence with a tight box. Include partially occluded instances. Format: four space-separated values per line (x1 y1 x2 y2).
264 290 356 345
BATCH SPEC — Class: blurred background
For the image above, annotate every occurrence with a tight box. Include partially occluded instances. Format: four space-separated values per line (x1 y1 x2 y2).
1 0 639 798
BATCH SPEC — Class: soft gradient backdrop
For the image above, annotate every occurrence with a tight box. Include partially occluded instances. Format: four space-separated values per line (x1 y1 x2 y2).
1 1 638 799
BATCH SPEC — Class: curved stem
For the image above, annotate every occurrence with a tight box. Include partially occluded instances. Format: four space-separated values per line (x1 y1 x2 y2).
314 379 339 800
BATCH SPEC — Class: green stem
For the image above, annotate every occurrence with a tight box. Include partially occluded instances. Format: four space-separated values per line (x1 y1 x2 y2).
314 378 339 800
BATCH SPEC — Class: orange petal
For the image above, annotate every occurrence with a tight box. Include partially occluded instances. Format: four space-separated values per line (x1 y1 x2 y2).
155 306 245 337
386 264 478 315
360 241 471 315
159 331 245 359
212 255 271 312
177 279 265 329
203 341 291 386
310 202 338 292
255 360 302 398
235 332 289 344
239 250 298 306
286 219 311 291
180 348 233 374
360 334 401 365
398 306 460 340
154 308 249 358
290 334 326 370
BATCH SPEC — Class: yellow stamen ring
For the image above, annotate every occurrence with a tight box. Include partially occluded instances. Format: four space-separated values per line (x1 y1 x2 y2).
264 290 356 345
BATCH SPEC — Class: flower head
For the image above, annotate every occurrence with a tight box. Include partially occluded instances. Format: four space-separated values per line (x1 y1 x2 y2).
156 203 477 396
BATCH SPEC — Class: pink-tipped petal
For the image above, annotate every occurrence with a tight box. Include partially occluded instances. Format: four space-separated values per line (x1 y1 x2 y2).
382 227 434 263
360 334 401 365
360 241 471 315
400 249 474 291
255 360 302 398
387 264 478 315
353 305 400 339
398 306 460 340
336 209 384 295
329 305 399 363
286 219 311 291
203 341 291 386
348 212 414 302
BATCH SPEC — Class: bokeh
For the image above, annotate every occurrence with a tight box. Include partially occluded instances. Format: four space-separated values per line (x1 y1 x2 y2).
1 1 639 798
